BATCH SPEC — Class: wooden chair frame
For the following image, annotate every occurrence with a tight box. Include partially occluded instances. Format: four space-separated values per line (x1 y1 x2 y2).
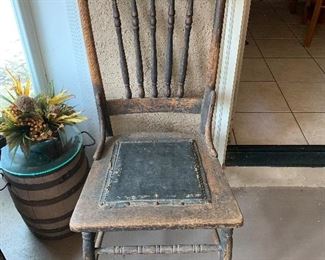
304 0 325 47
71 1 243 259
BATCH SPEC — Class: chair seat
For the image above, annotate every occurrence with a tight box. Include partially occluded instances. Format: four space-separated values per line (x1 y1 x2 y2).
101 137 210 208
70 132 243 232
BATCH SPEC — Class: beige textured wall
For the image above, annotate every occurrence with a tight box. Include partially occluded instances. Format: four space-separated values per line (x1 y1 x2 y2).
89 0 214 134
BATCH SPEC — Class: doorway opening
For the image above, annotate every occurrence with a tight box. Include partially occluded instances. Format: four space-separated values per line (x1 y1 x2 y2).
226 0 325 166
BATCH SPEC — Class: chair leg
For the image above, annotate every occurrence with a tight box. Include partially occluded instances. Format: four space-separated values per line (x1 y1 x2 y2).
304 0 313 24
289 0 298 14
82 232 96 260
304 0 323 47
217 228 233 260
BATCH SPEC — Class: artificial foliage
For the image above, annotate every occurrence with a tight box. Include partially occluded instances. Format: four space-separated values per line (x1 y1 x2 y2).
0 71 86 156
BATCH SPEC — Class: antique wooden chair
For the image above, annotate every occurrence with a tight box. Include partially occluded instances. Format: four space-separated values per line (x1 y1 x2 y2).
70 0 243 259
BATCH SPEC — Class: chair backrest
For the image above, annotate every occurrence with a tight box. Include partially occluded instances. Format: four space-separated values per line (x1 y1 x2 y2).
78 0 226 158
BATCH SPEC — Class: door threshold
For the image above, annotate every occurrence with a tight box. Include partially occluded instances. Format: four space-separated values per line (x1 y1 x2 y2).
225 145 325 167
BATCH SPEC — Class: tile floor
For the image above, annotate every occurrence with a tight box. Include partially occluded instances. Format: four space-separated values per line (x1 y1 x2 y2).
232 0 325 145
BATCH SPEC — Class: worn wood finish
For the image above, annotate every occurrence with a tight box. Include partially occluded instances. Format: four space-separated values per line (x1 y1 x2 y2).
78 0 112 161
5 150 88 239
149 0 158 98
74 1 241 259
70 133 243 232
92 90 108 160
203 89 217 157
177 0 194 98
82 232 96 260
206 0 226 91
164 0 175 98
79 0 225 156
200 0 227 157
96 244 220 255
304 0 325 47
131 0 145 98
112 0 132 99
95 231 105 249
217 228 233 260
107 98 202 115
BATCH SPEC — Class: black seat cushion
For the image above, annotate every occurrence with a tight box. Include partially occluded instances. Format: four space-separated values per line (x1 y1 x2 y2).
100 138 211 208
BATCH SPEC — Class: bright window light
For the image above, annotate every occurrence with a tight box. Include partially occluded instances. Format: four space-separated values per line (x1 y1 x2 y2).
0 0 31 108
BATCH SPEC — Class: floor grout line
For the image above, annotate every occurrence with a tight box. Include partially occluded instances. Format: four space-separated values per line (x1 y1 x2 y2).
239 1 325 146
248 24 311 145
291 111 325 114
240 79 275 82
282 5 325 146
314 58 325 74
236 111 325 114
236 111 306 114
231 128 238 145
244 57 315 59
292 13 325 75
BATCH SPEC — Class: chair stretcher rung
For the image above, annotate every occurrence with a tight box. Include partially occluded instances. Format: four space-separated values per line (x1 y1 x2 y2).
95 231 104 249
96 244 221 255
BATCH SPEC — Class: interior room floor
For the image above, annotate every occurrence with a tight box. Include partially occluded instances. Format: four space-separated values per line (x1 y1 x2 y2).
232 0 325 145
1 178 324 260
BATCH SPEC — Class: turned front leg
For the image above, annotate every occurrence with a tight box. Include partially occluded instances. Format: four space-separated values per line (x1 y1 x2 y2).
82 232 96 260
217 228 233 260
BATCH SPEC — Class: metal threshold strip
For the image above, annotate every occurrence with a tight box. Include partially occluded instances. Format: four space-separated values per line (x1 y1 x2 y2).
225 145 325 167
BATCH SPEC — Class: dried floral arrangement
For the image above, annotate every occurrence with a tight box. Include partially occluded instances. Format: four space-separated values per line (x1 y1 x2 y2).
0 71 86 156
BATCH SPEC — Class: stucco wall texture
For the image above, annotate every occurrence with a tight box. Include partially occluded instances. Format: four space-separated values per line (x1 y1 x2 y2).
89 0 215 135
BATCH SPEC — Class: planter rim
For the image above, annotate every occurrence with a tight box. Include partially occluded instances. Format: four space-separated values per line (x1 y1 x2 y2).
1 126 83 178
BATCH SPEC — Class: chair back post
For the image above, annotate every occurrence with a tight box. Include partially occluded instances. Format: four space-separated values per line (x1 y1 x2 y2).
78 0 227 159
200 0 226 157
177 0 194 98
78 0 113 160
149 0 158 98
164 0 175 98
